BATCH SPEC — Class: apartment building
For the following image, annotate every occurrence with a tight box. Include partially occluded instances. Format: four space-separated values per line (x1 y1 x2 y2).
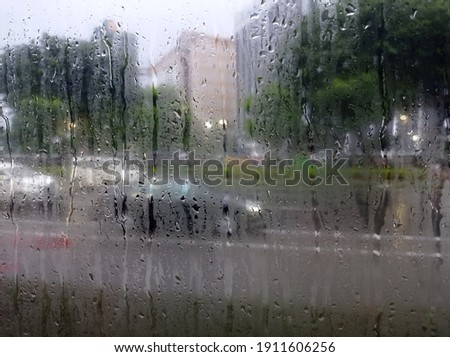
234 0 306 153
148 31 237 157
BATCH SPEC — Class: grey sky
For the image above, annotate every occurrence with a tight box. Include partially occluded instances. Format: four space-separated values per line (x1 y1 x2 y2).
0 0 257 65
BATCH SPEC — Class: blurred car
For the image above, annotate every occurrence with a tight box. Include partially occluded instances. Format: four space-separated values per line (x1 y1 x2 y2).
0 162 57 219
122 173 265 239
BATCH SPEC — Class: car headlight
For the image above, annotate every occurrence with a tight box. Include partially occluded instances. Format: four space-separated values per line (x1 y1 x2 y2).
44 176 53 185
22 177 34 185
21 175 54 187
246 201 261 213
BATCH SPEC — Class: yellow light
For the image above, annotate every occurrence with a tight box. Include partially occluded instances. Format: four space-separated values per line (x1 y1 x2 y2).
400 114 408 121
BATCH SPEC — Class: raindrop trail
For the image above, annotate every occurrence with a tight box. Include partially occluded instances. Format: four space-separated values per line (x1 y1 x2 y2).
1 106 20 283
63 40 78 227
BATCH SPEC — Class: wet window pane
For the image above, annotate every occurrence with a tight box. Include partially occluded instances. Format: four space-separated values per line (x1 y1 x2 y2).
0 0 450 336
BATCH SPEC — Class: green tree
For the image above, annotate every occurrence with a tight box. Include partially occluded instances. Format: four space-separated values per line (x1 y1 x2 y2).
1 21 141 155
248 82 301 149
260 0 450 154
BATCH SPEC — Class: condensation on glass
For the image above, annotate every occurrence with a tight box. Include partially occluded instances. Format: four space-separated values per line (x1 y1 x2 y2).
0 0 449 336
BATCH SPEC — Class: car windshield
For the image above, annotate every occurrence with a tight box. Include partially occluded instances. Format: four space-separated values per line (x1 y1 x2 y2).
1 0 450 337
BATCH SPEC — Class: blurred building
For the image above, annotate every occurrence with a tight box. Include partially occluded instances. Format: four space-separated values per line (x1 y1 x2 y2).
148 31 237 158
234 0 307 153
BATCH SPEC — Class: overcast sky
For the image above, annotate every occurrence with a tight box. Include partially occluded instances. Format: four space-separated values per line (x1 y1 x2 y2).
0 0 258 65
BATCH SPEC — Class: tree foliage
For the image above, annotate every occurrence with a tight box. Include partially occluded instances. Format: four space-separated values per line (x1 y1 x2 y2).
0 25 188 157
247 0 450 153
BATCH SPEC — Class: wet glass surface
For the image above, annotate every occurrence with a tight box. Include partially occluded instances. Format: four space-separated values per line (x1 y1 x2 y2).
1 0 450 336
